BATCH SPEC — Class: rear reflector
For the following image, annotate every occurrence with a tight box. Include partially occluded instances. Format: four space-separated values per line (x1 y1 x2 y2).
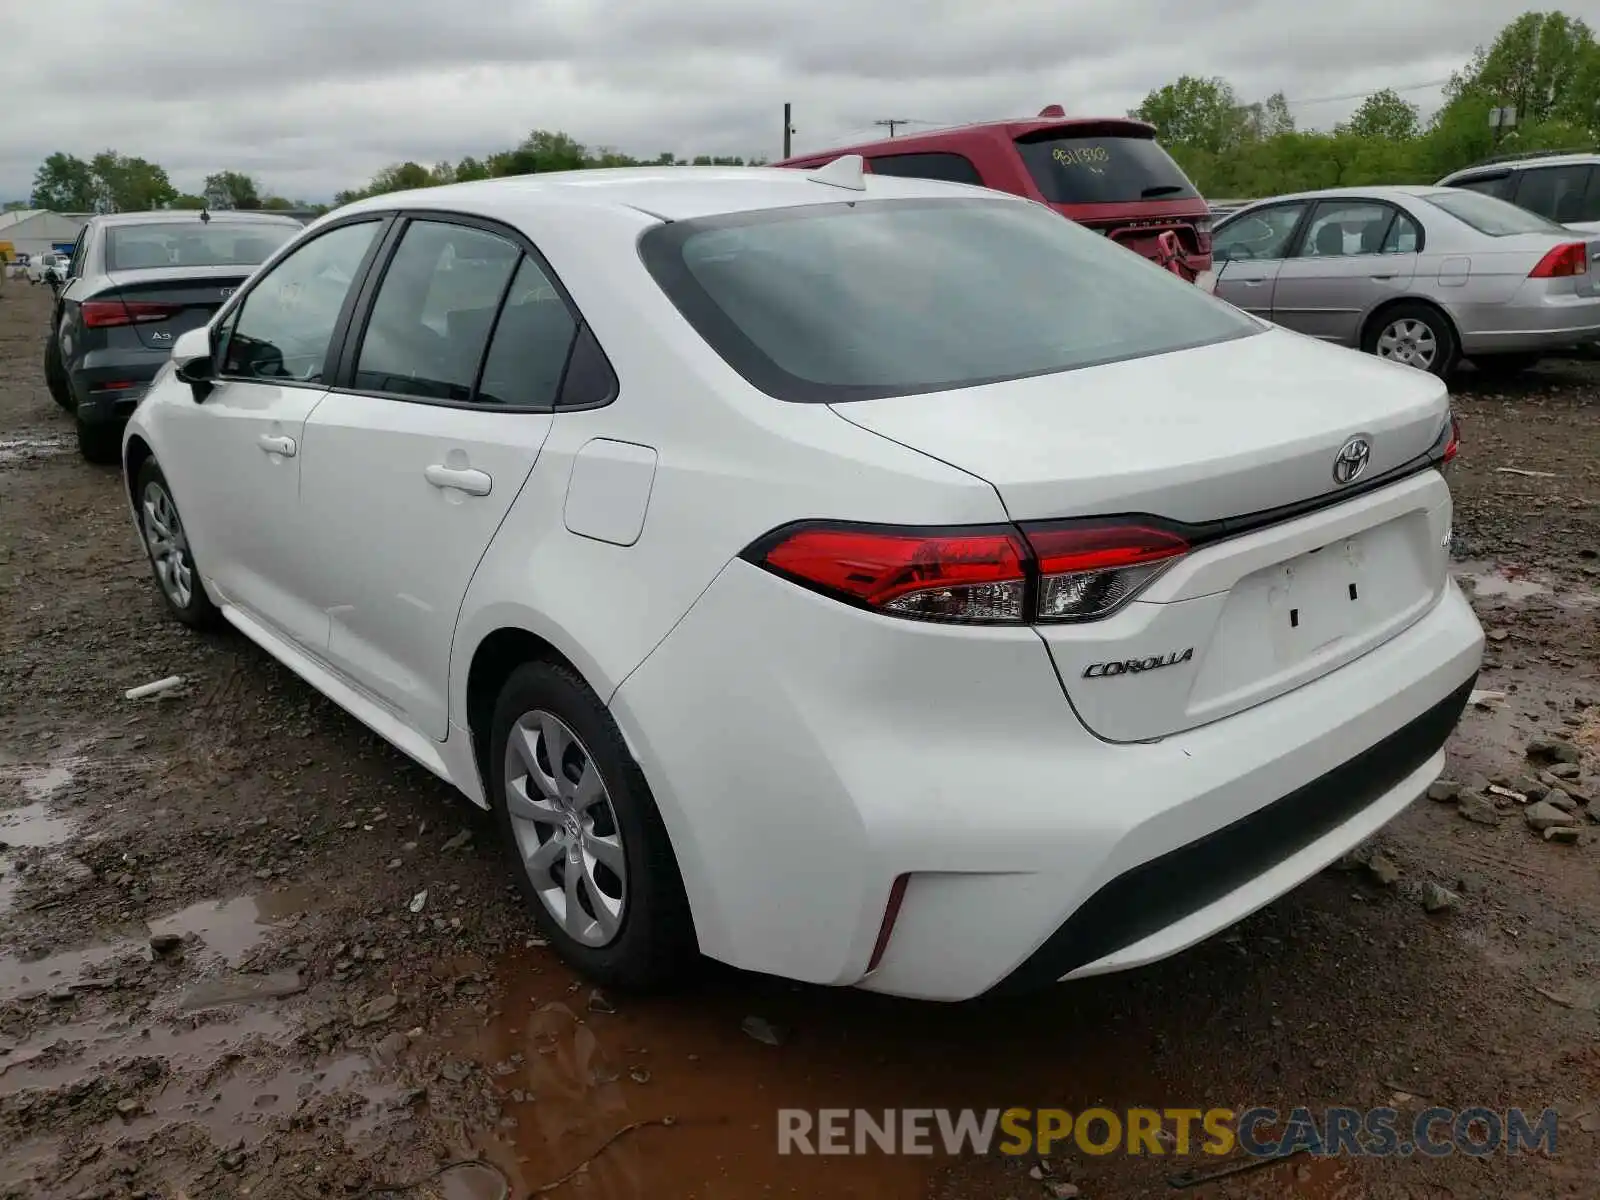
82 300 183 328
1528 242 1587 279
749 519 1188 624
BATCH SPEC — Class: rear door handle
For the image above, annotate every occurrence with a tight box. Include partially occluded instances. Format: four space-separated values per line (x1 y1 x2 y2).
257 434 296 457
1371 273 1396 281
424 464 492 496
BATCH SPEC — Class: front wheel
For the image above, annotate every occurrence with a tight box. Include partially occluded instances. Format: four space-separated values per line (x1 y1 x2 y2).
488 661 697 991
1362 303 1459 378
135 458 219 628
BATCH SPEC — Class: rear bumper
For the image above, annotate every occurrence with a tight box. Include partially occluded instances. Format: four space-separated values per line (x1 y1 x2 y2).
610 559 1484 1001
69 347 168 424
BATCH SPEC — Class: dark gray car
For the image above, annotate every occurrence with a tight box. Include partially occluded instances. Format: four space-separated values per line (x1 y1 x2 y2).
45 210 300 462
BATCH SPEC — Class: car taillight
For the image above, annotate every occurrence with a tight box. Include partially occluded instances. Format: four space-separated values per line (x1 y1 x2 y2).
81 300 182 328
1024 521 1189 622
748 520 1189 625
1443 414 1461 464
1528 242 1588 279
1195 216 1213 236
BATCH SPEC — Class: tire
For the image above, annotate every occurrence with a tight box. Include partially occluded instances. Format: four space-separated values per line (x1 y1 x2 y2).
1362 302 1459 378
488 660 696 991
75 416 122 464
44 331 73 411
134 458 220 629
1471 352 1540 379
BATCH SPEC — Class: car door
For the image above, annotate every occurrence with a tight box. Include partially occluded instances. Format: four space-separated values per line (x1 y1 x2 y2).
297 216 578 739
1269 200 1420 345
156 217 387 651
1209 202 1309 319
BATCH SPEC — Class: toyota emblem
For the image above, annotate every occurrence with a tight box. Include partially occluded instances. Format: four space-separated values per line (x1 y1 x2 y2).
1332 437 1371 485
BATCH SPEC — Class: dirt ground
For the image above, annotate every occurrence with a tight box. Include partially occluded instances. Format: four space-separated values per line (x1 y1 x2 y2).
1 279 1597 1200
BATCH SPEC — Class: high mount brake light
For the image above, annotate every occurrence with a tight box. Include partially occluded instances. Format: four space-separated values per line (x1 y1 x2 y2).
1528 242 1587 279
749 521 1189 625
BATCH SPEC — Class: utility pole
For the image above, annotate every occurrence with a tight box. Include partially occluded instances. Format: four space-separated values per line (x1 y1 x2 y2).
783 103 794 159
874 119 913 138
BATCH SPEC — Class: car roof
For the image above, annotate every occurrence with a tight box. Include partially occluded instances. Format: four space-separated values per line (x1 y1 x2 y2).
334 164 1017 224
1220 185 1461 219
774 116 1157 164
88 210 303 228
1441 152 1600 179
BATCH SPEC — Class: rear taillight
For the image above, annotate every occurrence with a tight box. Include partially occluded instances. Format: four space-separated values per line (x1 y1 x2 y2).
1024 522 1189 622
81 300 182 328
1429 410 1461 467
1195 216 1213 236
749 520 1188 625
1528 242 1588 279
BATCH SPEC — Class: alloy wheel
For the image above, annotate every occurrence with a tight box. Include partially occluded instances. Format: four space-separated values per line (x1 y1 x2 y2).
503 709 628 946
1375 318 1437 371
142 480 193 609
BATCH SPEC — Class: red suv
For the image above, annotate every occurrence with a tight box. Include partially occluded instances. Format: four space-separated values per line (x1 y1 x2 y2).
777 108 1212 280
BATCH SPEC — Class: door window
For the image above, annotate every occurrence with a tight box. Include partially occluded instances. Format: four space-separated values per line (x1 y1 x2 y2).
1212 203 1307 261
353 220 521 402
1295 201 1402 258
1513 165 1593 223
867 152 985 186
475 256 578 407
219 220 381 383
1451 173 1513 200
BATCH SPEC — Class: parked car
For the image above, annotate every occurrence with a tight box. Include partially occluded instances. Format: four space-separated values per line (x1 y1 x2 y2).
26 252 69 286
1208 185 1600 377
45 210 301 462
122 164 1481 1001
776 109 1213 280
1437 151 1600 235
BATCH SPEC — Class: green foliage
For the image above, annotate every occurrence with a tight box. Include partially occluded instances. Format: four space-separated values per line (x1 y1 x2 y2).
204 170 261 210
31 151 176 212
31 152 100 210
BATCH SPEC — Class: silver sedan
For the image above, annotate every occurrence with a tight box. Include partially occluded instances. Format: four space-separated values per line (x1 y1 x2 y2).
1208 185 1600 377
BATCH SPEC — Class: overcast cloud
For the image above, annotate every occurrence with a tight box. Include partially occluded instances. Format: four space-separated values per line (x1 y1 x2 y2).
1 0 1516 204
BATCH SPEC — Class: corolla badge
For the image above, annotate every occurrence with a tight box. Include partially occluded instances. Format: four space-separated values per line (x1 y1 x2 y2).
1332 437 1371 485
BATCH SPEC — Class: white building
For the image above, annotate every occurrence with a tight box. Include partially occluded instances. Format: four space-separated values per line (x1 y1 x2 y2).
0 209 90 262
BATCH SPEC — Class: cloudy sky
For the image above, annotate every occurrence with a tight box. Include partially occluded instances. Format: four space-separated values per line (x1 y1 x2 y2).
2 0 1520 204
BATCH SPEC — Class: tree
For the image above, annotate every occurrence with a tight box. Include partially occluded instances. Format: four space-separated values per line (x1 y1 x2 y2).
1131 75 1251 155
1448 11 1598 128
89 151 176 211
1241 92 1295 139
2 200 29 212
204 170 261 210
1344 89 1421 141
31 153 99 211
170 194 208 210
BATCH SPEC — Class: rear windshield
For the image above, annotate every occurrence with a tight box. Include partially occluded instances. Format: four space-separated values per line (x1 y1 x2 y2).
1422 190 1568 237
1014 134 1199 205
106 222 297 272
639 197 1258 403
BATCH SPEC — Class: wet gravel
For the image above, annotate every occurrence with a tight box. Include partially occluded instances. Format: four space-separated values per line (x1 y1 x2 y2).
2 283 1598 1199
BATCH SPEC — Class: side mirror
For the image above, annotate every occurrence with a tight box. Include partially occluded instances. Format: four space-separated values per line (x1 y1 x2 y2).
171 327 216 402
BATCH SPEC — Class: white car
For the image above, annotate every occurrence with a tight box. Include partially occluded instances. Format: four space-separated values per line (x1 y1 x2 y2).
26 252 69 285
121 163 1483 1001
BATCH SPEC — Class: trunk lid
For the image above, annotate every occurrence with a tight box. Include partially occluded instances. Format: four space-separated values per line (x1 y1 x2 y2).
831 327 1455 742
105 268 251 349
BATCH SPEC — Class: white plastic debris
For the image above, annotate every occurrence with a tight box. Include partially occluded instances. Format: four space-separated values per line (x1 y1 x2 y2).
408 889 428 914
1469 689 1507 708
125 676 184 701
1494 467 1556 479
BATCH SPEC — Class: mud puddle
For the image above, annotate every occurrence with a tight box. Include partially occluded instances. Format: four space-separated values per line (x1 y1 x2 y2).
0 433 69 467
1453 560 1600 607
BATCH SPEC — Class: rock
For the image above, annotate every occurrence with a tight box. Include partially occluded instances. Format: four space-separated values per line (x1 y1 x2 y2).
1487 629 1510 642
741 1015 787 1046
179 970 305 1010
1544 789 1578 813
372 1031 410 1064
1366 854 1401 887
1543 827 1580 844
1548 763 1582 780
629 1067 651 1083
1048 1185 1081 1199
115 1098 140 1116
441 829 473 852
1524 801 1579 832
148 933 184 956
1457 794 1502 825
1427 780 1461 803
221 1150 246 1172
408 890 427 914
439 1060 472 1083
1527 738 1581 765
47 987 75 1004
587 989 615 1015
354 994 400 1028
1421 882 1460 914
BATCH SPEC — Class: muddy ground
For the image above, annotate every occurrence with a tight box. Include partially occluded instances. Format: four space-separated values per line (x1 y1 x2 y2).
0 279 1597 1200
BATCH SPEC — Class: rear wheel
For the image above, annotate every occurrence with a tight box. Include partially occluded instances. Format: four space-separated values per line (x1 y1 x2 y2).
1362 303 1459 378
43 331 72 411
488 660 696 991
135 458 219 628
75 416 121 464
1471 352 1540 379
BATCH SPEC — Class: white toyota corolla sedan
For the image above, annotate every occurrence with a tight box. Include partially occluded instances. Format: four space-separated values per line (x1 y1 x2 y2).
121 161 1483 1001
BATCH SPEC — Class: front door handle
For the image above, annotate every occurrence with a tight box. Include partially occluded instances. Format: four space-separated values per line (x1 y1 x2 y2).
1371 273 1397 281
257 434 297 457
424 464 492 496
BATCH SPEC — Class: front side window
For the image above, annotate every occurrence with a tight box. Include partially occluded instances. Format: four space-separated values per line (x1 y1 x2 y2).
1213 203 1308 262
867 152 985 187
106 221 297 271
1014 133 1199 204
220 220 380 382
1423 189 1567 237
639 197 1258 404
1296 201 1405 258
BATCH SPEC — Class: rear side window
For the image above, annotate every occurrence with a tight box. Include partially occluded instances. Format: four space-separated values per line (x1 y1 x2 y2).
106 222 296 271
639 197 1258 404
1423 190 1568 236
867 152 984 186
354 220 520 401
1450 173 1513 200
1014 134 1198 204
1513 164 1596 224
476 256 578 407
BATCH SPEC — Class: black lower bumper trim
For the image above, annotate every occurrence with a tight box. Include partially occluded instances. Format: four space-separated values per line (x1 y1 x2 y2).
988 673 1477 997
